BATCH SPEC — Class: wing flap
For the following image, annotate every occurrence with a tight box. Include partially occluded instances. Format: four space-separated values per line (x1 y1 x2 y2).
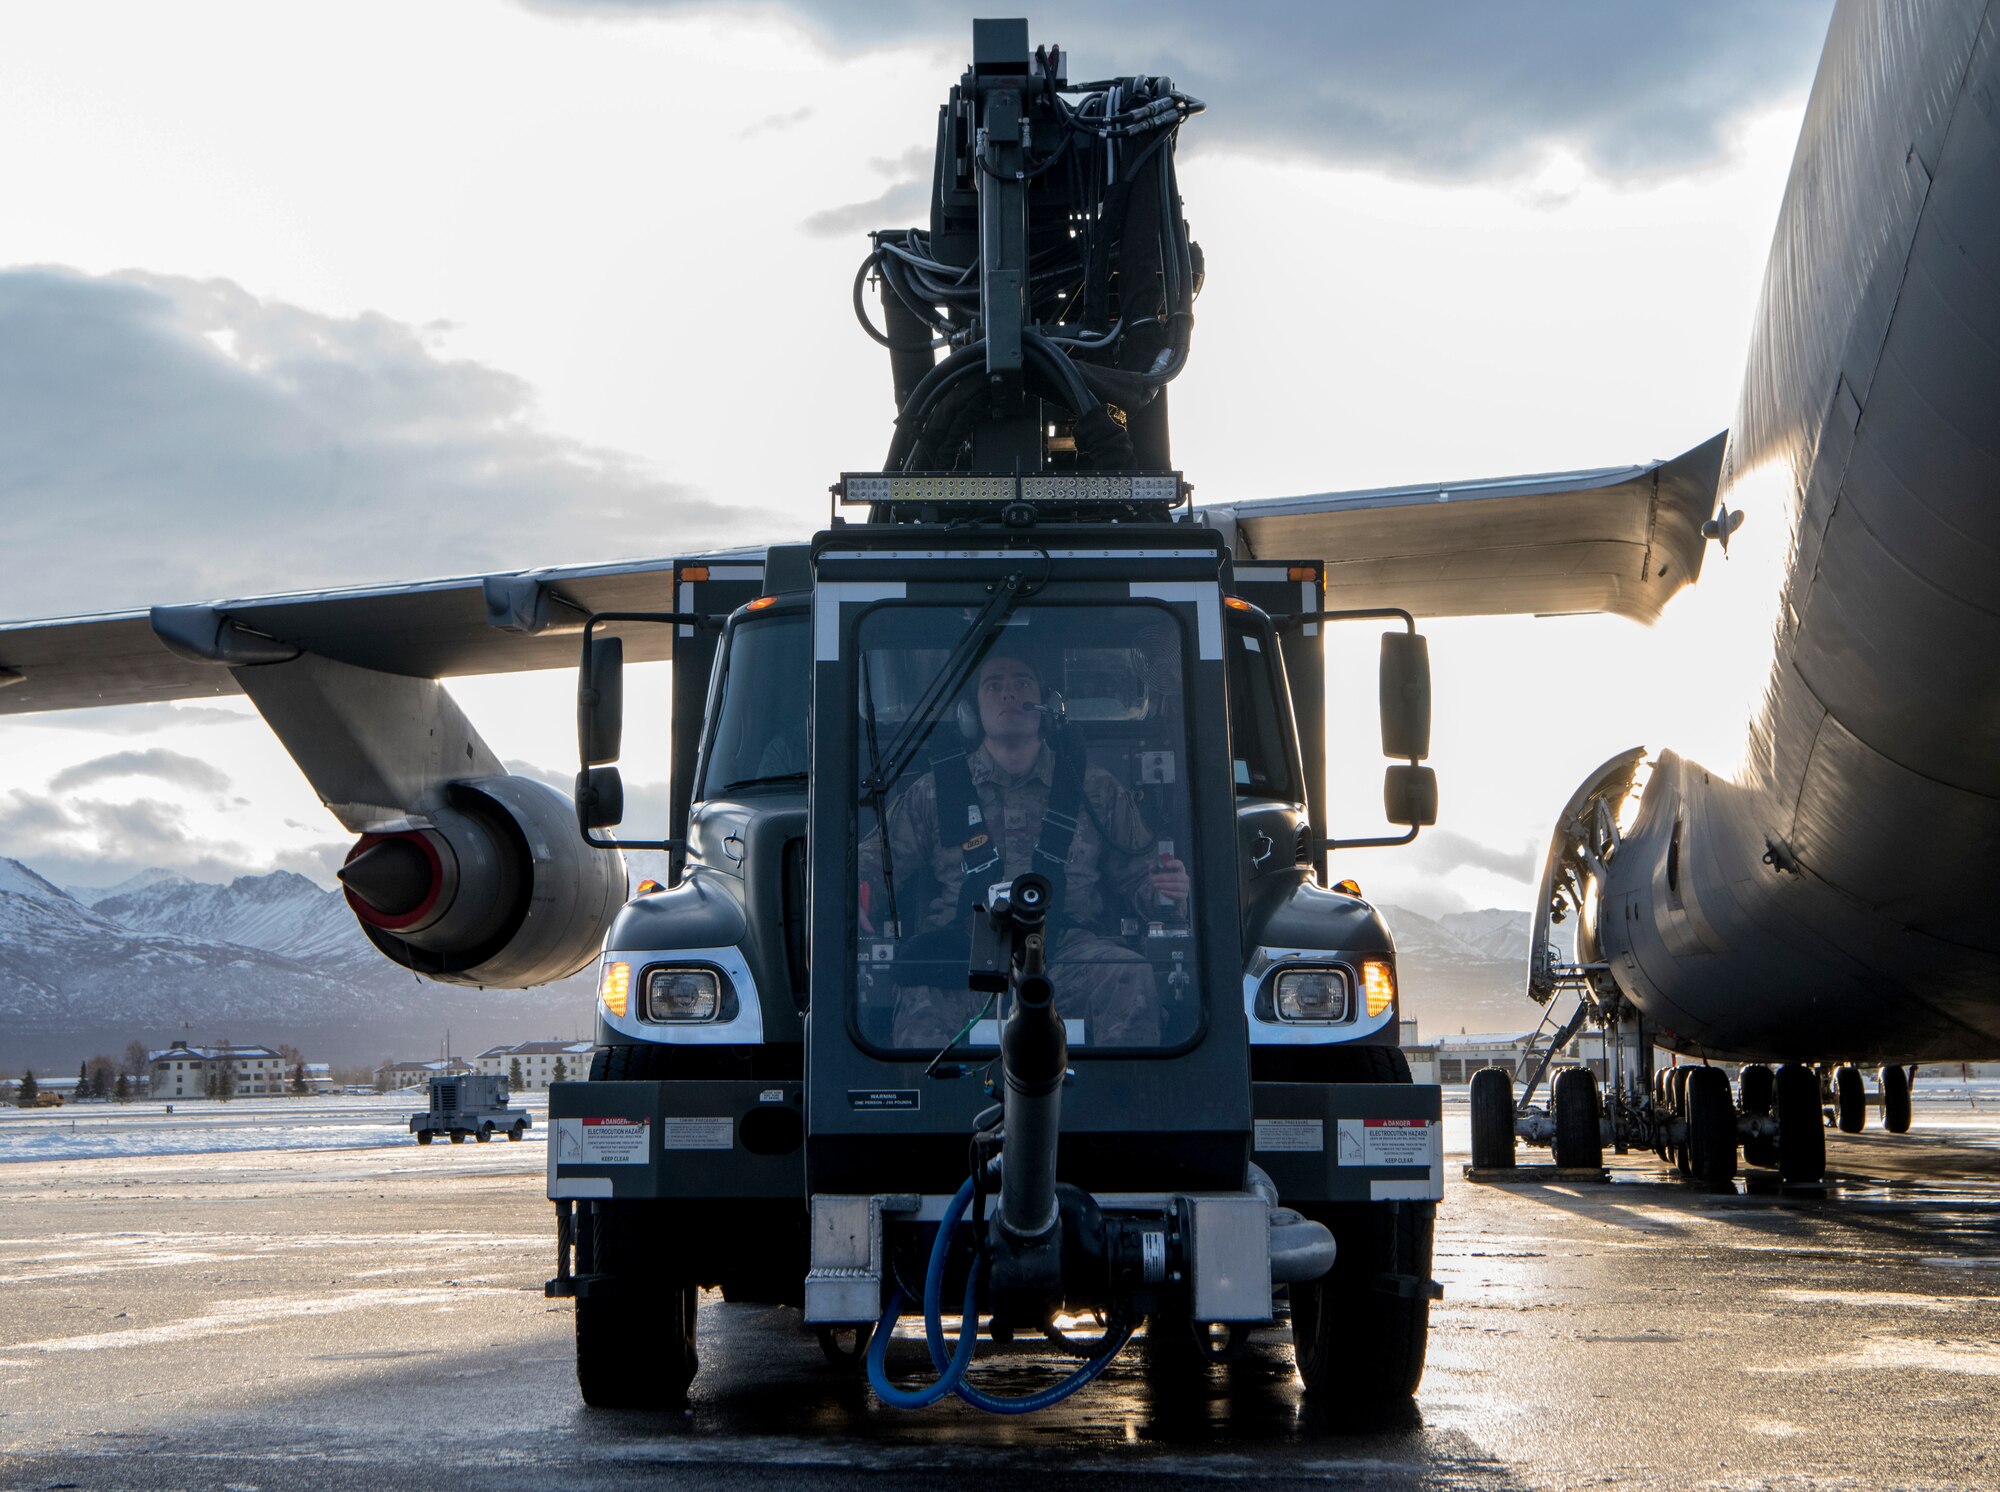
1199 433 1725 621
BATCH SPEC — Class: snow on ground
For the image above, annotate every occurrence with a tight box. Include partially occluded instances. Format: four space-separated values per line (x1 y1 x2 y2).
0 1091 548 1164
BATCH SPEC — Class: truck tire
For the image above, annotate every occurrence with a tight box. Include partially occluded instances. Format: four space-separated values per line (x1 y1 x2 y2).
1775 1063 1826 1184
476 1123 493 1142
449 1130 466 1144
1834 1065 1867 1133
1881 1064 1912 1134
1290 1043 1434 1401
576 1199 698 1409
416 1130 433 1145
510 1120 526 1141
1550 1066 1602 1170
591 1042 673 1082
1468 1066 1516 1169
1684 1066 1738 1186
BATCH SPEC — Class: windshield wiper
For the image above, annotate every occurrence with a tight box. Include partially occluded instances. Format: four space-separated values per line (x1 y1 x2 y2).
862 570 1027 798
717 773 808 793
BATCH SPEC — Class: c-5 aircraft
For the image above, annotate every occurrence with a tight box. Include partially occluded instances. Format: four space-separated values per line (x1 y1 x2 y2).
1442 0 1995 1186
0 0 1991 1401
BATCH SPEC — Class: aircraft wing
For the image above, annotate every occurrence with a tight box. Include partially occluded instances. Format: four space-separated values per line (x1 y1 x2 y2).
1197 432 1726 622
0 553 732 716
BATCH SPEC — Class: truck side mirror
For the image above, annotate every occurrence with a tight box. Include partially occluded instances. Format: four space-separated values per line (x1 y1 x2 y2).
1384 764 1439 827
575 766 625 829
1379 631 1431 761
579 635 624 767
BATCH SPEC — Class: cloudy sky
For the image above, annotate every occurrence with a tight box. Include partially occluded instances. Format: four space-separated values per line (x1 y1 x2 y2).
0 0 1833 914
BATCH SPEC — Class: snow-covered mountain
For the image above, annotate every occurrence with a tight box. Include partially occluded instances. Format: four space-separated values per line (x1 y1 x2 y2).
95 870 373 968
64 868 191 908
1376 903 1550 1038
1 858 593 1070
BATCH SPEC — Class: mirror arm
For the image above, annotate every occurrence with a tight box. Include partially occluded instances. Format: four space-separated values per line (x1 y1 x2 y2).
575 609 711 853
1276 605 1416 634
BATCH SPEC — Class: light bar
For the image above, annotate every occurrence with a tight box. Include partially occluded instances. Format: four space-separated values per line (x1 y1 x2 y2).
839 472 1185 507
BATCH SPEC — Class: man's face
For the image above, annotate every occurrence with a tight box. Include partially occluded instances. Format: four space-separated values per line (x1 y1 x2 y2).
976 654 1042 744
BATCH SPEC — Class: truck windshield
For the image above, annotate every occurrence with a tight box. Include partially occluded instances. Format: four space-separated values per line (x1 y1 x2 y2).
853 601 1200 1054
699 612 811 797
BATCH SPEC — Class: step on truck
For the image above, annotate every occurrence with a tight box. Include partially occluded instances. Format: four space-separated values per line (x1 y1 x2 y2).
540 19 1444 1414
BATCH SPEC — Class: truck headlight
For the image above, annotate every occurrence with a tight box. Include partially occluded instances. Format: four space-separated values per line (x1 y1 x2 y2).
645 967 723 1022
1275 967 1350 1022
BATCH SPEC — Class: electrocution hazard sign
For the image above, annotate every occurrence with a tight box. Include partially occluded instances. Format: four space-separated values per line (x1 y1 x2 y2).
1335 1117 1434 1167
555 1117 651 1165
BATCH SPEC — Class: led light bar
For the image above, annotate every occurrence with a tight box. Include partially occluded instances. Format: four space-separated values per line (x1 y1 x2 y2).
838 472 1186 507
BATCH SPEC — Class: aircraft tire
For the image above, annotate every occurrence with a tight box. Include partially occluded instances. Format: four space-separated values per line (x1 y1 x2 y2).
1550 1066 1602 1170
1775 1063 1826 1184
1684 1067 1738 1186
576 1200 698 1408
1651 1070 1673 1161
1881 1065 1912 1134
1738 1063 1775 1116
1834 1065 1867 1133
1667 1067 1694 1176
1468 1067 1516 1169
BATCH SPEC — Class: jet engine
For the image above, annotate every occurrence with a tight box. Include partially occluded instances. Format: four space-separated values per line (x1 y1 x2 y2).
336 775 626 988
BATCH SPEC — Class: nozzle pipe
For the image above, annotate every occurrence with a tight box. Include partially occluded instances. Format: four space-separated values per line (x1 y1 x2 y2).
997 970 1066 1240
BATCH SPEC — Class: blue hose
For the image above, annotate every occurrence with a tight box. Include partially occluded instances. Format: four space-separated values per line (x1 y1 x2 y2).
865 1175 1135 1414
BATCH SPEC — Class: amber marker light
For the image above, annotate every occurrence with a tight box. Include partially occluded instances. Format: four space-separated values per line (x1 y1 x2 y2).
744 595 778 612
1287 565 1320 581
1224 595 1252 611
599 960 631 1018
635 879 665 896
679 565 710 582
1333 878 1362 897
1362 959 1396 1017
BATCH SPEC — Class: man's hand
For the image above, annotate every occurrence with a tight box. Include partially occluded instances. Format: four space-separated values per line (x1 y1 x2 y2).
1149 856 1191 909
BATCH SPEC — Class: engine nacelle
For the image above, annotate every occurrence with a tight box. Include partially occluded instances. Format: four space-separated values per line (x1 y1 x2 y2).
337 775 627 988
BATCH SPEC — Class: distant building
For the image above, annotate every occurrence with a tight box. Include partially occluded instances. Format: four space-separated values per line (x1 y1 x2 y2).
1407 1030 1611 1086
147 1041 297 1098
375 1058 477 1091
474 1040 595 1090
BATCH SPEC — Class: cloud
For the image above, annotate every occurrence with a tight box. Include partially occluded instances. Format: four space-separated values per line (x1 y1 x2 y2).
1401 828 1540 883
0 268 778 622
740 104 814 139
1 703 255 735
801 179 935 238
524 0 1832 183
47 749 232 798
0 788 254 887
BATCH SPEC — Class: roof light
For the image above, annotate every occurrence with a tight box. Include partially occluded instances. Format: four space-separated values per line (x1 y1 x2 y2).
599 960 631 1018
1362 959 1396 1017
634 878 664 896
744 595 778 612
1333 878 1362 897
1224 596 1251 611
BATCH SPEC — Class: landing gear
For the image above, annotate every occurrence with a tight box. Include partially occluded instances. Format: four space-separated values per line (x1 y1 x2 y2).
1469 1066 1516 1169
575 1200 699 1409
1683 1066 1738 1186
1881 1064 1913 1134
1550 1066 1602 1170
1774 1062 1826 1184
1833 1065 1867 1133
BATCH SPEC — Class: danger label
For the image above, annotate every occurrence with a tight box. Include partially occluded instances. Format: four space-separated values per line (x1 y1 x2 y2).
1336 1117 1434 1168
555 1117 650 1165
1253 1118 1324 1153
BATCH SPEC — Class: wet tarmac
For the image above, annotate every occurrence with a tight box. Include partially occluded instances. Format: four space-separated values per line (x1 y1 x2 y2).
2 1104 1997 1490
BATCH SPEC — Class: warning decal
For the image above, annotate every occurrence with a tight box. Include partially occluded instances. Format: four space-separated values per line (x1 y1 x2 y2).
1253 1118 1324 1153
555 1117 650 1165
663 1117 733 1151
1335 1117 1434 1168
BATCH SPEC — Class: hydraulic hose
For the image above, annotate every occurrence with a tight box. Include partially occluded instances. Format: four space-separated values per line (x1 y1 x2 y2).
864 1174 1137 1415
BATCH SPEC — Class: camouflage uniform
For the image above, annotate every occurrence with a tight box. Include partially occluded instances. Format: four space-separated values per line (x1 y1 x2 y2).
863 742 1167 1048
